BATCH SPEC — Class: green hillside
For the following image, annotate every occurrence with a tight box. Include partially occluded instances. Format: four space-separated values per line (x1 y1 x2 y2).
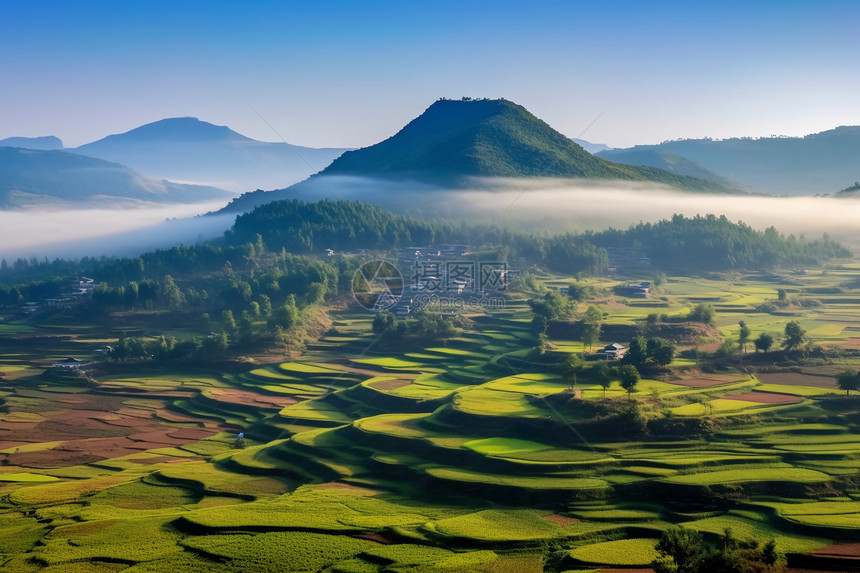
322 98 733 191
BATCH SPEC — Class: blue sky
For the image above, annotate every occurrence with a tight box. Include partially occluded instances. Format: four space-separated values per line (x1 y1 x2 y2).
2 0 859 148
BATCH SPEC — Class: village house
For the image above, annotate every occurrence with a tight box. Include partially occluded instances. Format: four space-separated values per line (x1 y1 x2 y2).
595 343 627 361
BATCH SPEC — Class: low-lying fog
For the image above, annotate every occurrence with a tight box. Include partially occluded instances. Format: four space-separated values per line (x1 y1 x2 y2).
290 176 860 249
453 178 860 247
0 202 236 261
1 178 858 263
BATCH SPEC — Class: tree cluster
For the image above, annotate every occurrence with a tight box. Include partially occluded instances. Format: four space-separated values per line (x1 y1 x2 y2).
625 336 676 369
593 213 849 271
653 526 784 573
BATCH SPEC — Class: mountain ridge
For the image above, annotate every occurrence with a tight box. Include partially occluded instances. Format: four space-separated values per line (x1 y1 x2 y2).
71 117 349 193
0 136 64 150
219 98 739 214
603 126 860 195
0 147 233 209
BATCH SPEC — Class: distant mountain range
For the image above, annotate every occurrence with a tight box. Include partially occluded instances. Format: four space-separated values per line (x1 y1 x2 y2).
0 147 233 208
571 138 611 154
4 106 859 211
71 118 349 193
0 136 63 150
220 98 738 214
595 148 753 193
598 127 860 195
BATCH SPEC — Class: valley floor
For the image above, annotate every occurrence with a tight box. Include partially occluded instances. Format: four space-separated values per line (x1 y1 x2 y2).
2 264 860 572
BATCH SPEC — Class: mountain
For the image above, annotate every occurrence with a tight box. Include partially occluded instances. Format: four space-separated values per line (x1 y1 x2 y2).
320 98 730 185
219 98 738 214
72 117 348 193
0 147 233 208
605 126 860 195
596 148 753 192
836 182 860 198
0 136 63 150
571 138 611 154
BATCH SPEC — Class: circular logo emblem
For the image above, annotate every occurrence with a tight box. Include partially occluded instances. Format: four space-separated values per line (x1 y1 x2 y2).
352 260 403 312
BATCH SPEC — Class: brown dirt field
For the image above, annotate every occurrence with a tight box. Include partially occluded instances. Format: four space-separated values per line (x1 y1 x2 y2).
370 379 413 391
166 428 217 440
154 409 204 423
846 338 860 346
542 513 580 527
206 389 297 409
722 392 802 404
9 451 105 468
757 372 838 388
353 533 394 544
813 543 860 558
127 432 189 446
0 386 230 468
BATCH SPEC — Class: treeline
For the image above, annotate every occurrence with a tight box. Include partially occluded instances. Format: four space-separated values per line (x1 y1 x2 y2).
592 213 850 270
228 199 609 275
228 201 847 274
1 202 851 311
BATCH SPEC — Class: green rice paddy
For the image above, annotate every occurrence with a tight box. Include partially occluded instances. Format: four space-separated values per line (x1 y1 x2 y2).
3 267 860 570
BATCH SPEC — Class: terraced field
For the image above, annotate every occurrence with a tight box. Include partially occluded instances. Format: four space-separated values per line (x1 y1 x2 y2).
2 270 860 570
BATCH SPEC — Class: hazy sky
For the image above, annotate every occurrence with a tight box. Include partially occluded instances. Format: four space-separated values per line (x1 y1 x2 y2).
2 1 859 149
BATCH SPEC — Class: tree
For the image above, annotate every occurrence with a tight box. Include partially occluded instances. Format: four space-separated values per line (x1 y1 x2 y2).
687 303 715 324
270 295 299 330
562 354 585 390
531 315 548 336
653 527 785 573
161 274 183 308
581 305 603 350
837 368 860 396
653 526 705 573
372 312 397 334
567 281 595 301
528 291 574 320
594 362 612 397
782 320 807 351
716 339 739 358
647 337 676 368
221 309 237 334
754 332 774 353
738 321 750 354
619 364 640 397
626 336 648 369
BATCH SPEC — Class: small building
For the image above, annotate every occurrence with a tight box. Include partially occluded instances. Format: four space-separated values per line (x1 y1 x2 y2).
595 343 627 361
614 283 650 298
52 357 89 370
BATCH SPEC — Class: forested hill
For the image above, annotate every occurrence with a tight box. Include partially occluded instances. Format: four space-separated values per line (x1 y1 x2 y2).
228 199 849 273
216 99 739 215
0 199 851 308
592 214 850 271
320 99 732 191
